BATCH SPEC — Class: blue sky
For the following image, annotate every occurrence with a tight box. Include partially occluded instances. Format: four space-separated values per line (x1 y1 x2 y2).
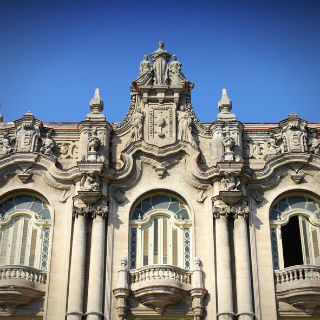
0 0 319 124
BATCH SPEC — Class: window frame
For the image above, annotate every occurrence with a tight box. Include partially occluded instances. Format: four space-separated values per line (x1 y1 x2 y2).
0 194 52 271
270 194 320 270
129 193 192 270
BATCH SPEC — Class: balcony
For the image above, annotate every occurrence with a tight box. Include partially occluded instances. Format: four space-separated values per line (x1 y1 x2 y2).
274 265 320 316
0 265 47 313
114 258 207 319
130 265 193 312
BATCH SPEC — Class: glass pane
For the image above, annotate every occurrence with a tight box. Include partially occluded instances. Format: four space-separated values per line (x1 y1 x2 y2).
41 228 50 271
132 207 143 220
307 201 318 212
270 228 279 270
141 201 152 213
163 219 167 264
20 217 30 265
277 200 289 212
0 227 10 265
3 201 14 213
154 219 158 264
151 195 170 209
270 209 280 220
130 228 137 269
29 228 37 267
184 228 191 269
40 209 51 220
288 196 307 210
178 209 189 220
168 202 180 213
172 228 178 266
312 228 320 264
31 201 43 214
300 217 310 264
14 196 34 210
10 220 19 264
143 229 149 266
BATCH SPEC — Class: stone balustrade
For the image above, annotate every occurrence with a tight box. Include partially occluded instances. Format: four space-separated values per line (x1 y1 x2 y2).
274 265 320 286
274 265 320 314
129 265 192 290
0 265 47 285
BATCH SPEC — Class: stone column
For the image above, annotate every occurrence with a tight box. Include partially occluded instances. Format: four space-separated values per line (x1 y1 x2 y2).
214 206 235 320
66 208 88 320
86 207 108 320
233 208 255 320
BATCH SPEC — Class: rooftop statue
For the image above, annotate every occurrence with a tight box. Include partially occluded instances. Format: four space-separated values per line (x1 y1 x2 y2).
149 41 171 85
133 55 153 86
168 55 186 86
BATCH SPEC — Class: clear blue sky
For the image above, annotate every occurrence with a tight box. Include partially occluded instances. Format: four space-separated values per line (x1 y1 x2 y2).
0 0 319 124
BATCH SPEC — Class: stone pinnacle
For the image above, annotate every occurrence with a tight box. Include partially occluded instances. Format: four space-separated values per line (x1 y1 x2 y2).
90 88 104 113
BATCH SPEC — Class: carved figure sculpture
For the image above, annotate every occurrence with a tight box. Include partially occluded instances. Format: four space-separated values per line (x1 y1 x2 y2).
133 55 153 86
221 174 241 191
130 108 144 142
222 136 235 161
309 132 320 154
1 132 12 154
265 133 281 157
15 123 40 152
80 172 100 191
40 131 56 158
88 128 100 153
250 141 264 160
168 55 187 86
149 41 171 85
177 106 196 147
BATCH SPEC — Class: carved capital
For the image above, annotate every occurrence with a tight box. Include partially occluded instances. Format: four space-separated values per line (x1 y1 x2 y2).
213 200 249 220
73 202 108 220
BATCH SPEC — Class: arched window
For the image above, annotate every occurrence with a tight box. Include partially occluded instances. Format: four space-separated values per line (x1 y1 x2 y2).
129 194 192 270
270 194 320 270
0 195 51 270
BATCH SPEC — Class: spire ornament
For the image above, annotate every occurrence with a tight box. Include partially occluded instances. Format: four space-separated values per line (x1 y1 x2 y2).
217 89 237 121
86 88 105 120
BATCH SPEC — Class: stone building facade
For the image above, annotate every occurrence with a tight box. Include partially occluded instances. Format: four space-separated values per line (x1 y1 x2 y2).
0 42 319 320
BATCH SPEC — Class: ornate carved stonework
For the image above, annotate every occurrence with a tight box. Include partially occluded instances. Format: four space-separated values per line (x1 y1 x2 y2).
280 112 307 152
145 103 176 147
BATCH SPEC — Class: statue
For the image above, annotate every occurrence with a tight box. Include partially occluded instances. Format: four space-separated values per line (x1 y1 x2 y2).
221 174 241 191
309 132 320 154
177 106 196 147
133 55 153 86
168 55 187 86
149 41 171 85
129 107 144 143
1 132 12 154
80 172 100 191
265 133 281 157
250 141 264 160
40 131 56 159
15 122 40 152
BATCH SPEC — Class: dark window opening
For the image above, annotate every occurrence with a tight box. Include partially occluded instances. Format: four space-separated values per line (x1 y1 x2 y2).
281 216 303 267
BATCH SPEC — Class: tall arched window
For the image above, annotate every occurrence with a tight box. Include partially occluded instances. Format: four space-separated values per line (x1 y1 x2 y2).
270 194 320 270
129 194 192 270
0 195 51 271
